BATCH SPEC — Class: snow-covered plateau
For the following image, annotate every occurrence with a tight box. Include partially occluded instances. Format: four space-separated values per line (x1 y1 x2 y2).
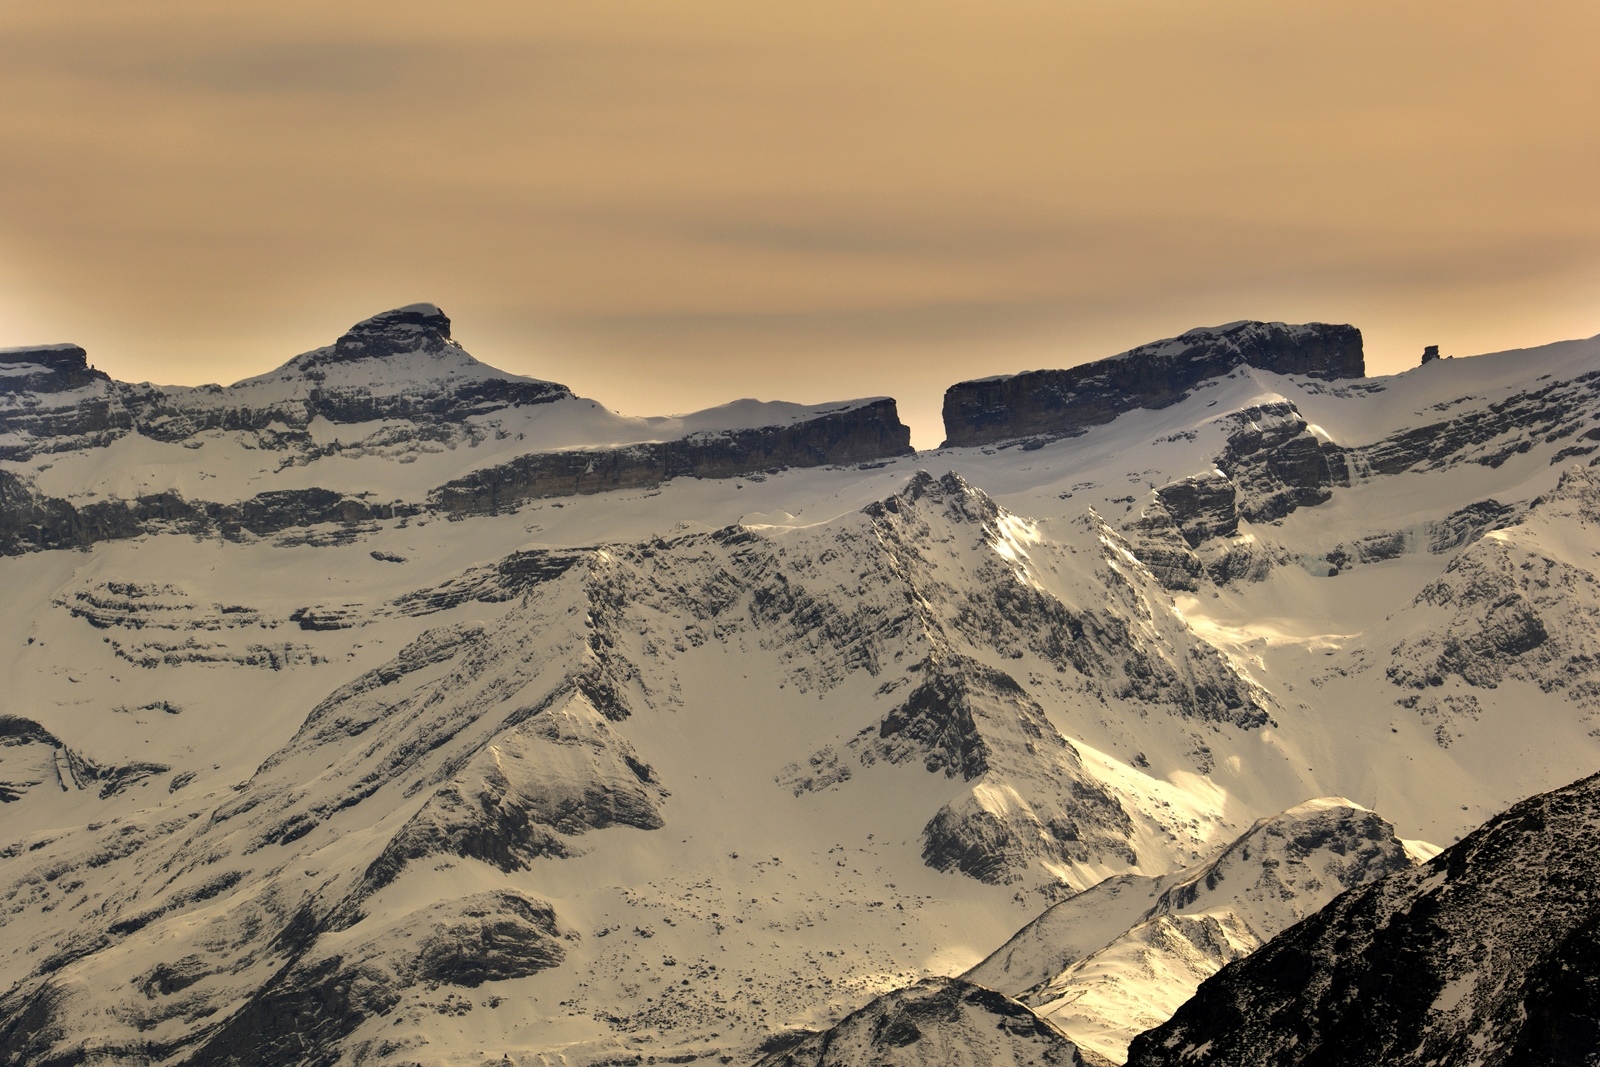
2 307 1598 1066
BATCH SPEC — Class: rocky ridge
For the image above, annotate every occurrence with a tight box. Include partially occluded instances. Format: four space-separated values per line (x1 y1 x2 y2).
428 398 911 516
965 799 1418 1063
3 319 1599 1067
0 472 1272 1066
1125 769 1600 1067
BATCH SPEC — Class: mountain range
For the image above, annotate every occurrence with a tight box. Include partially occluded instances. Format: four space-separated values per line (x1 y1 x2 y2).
2 305 1597 1066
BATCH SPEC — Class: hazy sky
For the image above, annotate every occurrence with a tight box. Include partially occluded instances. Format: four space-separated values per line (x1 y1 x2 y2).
2 1 1597 447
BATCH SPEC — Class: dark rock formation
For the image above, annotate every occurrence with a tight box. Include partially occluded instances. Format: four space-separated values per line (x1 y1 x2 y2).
324 303 455 362
1217 401 1348 523
1154 472 1238 547
0 345 108 394
412 892 567 987
1422 344 1441 365
941 321 1364 447
1126 769 1600 1067
754 977 1084 1067
0 345 131 458
181 954 401 1067
429 398 913 515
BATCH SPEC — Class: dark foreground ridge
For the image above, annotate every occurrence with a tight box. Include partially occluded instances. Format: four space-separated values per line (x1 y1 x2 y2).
1125 768 1600 1067
941 320 1363 447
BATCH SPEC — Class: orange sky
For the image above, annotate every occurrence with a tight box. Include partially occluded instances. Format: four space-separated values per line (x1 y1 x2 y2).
2 1 1597 446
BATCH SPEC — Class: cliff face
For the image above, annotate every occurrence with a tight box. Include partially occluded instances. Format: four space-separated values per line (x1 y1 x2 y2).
428 398 913 515
0 344 107 394
941 321 1363 447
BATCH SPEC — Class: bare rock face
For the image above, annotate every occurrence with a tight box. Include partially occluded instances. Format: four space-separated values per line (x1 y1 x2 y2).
941 321 1364 448
1125 770 1600 1067
0 472 412 555
324 302 456 363
0 344 106 394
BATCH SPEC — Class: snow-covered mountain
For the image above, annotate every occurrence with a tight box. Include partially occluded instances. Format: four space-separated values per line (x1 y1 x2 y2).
965 799 1425 1064
1125 768 1600 1067
0 304 912 551
1 310 1597 1065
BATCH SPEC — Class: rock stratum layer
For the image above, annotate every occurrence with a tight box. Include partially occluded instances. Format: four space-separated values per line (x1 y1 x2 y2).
941 320 1363 447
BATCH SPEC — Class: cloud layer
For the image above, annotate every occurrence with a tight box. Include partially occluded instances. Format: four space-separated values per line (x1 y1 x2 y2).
2 1 1597 445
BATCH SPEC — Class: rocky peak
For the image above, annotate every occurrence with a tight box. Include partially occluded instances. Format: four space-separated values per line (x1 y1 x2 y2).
324 303 456 363
867 470 1002 526
941 320 1364 447
0 344 108 395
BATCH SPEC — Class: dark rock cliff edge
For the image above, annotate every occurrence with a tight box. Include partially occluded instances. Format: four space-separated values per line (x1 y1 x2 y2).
940 321 1363 448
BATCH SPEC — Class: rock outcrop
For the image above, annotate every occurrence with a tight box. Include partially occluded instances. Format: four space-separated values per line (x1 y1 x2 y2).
0 344 108 394
941 321 1364 447
0 472 412 555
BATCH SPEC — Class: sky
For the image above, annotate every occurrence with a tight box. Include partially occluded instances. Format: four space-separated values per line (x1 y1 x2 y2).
1 1 1597 448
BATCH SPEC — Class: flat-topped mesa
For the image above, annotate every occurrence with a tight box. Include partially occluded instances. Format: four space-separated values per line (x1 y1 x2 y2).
0 344 108 395
941 321 1364 448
